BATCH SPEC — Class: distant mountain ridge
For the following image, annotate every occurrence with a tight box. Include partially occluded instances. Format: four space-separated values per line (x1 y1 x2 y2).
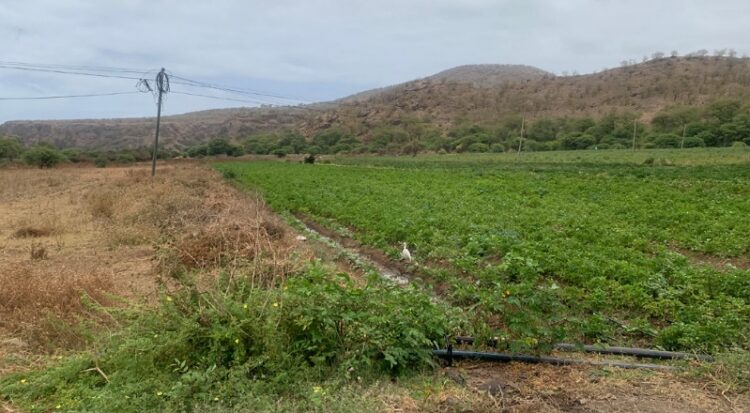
2 57 750 149
340 64 552 103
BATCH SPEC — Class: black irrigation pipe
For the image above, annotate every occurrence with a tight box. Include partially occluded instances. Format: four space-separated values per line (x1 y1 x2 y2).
433 349 675 370
453 336 714 362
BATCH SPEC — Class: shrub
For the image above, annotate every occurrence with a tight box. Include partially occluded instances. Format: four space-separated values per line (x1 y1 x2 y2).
0 137 23 160
467 142 489 153
186 144 208 158
0 267 463 412
22 146 66 168
272 148 287 158
94 156 107 168
116 153 137 163
682 136 706 148
13 226 53 238
221 169 237 179
560 134 596 150
88 191 117 219
651 133 682 148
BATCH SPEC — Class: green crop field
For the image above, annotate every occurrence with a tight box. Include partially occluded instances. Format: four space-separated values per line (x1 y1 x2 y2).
216 148 750 354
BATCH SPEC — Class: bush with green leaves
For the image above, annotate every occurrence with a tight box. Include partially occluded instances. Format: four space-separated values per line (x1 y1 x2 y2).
21 146 66 168
0 267 462 412
0 136 24 160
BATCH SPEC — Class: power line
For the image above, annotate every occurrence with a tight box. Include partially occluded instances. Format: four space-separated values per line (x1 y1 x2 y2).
171 90 279 105
0 60 153 75
1 60 326 112
0 60 315 104
0 65 144 80
169 74 308 103
0 91 141 100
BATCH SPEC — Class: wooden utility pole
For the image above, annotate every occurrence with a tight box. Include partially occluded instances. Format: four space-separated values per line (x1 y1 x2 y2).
516 116 526 160
631 118 638 151
680 124 687 149
151 68 169 177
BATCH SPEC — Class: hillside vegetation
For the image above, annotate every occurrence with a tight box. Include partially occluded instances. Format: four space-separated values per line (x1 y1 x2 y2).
2 56 750 154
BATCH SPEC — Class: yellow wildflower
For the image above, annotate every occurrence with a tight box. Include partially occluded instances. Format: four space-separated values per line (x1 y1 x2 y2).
235 338 240 344
243 303 248 309
273 302 279 307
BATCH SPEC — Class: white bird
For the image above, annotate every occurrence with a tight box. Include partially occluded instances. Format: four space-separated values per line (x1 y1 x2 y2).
401 242 412 262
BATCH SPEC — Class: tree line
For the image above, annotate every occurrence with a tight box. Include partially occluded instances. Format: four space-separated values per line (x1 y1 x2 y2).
202 99 750 156
2 99 749 167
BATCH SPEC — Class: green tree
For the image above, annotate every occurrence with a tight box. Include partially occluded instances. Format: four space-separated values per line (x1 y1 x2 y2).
650 133 682 148
559 133 596 150
207 138 234 156
277 131 308 154
651 106 701 133
0 137 23 160
706 100 742 124
527 118 558 142
467 142 489 153
719 114 750 146
22 146 66 168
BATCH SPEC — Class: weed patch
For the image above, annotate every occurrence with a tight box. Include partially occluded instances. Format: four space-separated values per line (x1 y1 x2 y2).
0 266 463 412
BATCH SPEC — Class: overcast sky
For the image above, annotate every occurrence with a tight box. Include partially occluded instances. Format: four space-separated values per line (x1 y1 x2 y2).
1 0 748 122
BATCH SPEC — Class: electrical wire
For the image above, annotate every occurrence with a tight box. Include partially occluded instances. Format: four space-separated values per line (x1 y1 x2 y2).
171 90 273 105
0 91 141 101
0 60 151 75
1 60 324 110
169 74 308 103
0 65 143 80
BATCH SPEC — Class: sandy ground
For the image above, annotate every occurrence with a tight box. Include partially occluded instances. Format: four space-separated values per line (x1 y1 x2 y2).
0 163 747 412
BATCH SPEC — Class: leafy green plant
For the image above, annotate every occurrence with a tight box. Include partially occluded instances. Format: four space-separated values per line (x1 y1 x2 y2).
22 146 66 168
215 149 750 353
0 266 461 412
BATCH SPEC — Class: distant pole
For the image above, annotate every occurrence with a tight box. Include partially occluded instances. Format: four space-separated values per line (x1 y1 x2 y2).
516 116 526 160
631 118 638 151
680 124 687 149
151 68 169 177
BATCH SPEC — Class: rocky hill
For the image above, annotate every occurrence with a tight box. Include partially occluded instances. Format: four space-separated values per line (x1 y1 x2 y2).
2 57 750 149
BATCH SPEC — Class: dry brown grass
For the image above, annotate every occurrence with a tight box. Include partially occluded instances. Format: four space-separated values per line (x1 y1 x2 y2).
12 226 53 239
0 262 114 352
0 164 302 370
397 361 750 413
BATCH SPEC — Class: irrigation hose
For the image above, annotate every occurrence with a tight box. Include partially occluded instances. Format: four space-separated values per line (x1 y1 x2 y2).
433 349 675 370
452 336 713 362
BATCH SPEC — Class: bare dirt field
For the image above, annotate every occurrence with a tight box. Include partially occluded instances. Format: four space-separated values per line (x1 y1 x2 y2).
1 163 747 412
